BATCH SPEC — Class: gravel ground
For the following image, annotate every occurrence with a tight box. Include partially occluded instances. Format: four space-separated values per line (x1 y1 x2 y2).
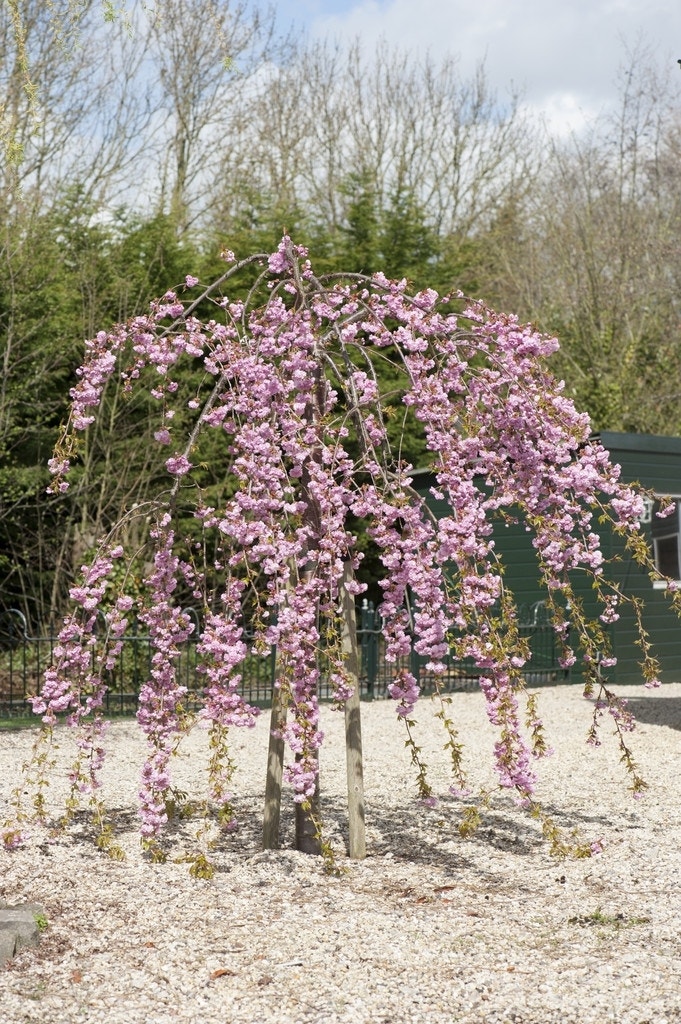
1 682 680 1024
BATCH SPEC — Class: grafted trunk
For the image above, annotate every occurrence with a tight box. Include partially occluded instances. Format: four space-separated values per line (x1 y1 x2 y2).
294 751 321 855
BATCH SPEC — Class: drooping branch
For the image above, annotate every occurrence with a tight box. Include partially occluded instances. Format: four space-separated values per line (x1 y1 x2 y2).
4 235 673 865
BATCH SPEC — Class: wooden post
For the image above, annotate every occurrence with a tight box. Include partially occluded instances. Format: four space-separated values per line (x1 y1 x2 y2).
262 681 286 850
342 560 366 858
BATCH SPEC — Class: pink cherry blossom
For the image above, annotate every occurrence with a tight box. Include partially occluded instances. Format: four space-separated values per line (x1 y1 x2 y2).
17 235 669 854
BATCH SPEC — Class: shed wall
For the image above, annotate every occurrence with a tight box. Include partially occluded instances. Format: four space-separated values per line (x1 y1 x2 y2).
415 432 681 685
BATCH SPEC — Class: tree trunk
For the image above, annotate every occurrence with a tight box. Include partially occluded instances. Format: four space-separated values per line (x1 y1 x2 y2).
294 751 321 855
341 560 366 858
262 681 286 850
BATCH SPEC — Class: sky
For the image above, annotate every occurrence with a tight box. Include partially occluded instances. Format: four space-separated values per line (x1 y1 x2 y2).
274 0 681 135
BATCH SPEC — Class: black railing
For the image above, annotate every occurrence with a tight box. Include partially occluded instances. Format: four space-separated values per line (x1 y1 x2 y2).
360 600 568 698
0 601 569 719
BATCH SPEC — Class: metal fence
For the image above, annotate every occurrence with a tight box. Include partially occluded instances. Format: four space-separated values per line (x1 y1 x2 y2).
0 601 568 719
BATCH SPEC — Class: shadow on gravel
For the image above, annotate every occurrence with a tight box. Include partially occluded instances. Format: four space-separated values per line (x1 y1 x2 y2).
37 807 142 849
625 695 681 731
536 802 618 829
227 791 551 876
33 791 626 885
32 780 627 873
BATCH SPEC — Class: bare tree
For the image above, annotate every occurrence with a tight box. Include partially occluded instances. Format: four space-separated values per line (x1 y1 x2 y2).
207 39 540 247
0 2 160 209
486 49 681 434
144 0 282 236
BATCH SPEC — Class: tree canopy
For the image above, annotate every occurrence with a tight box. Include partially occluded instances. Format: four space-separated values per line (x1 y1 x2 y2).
2 237 671 869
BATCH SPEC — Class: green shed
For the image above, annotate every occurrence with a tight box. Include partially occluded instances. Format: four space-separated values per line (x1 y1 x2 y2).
414 431 681 685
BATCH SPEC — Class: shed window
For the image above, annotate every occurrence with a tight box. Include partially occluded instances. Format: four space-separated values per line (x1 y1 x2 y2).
651 499 681 581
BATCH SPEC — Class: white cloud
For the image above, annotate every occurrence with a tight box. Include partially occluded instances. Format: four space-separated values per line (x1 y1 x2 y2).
300 0 681 135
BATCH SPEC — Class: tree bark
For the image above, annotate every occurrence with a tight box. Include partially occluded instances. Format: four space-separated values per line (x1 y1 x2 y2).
294 751 321 855
262 681 286 850
342 560 366 858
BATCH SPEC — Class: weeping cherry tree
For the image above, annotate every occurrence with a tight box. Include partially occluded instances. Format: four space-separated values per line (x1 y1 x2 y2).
2 238 673 871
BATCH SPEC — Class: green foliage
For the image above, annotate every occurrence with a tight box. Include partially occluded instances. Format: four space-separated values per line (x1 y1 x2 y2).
338 170 381 274
325 171 443 286
187 853 215 880
0 193 203 626
568 908 652 929
32 911 48 933
380 187 438 281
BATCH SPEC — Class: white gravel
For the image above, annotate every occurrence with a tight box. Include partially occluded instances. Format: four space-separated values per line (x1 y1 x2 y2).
1 682 680 1024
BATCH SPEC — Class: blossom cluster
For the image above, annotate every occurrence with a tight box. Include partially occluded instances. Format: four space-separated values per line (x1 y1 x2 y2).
27 236 666 849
